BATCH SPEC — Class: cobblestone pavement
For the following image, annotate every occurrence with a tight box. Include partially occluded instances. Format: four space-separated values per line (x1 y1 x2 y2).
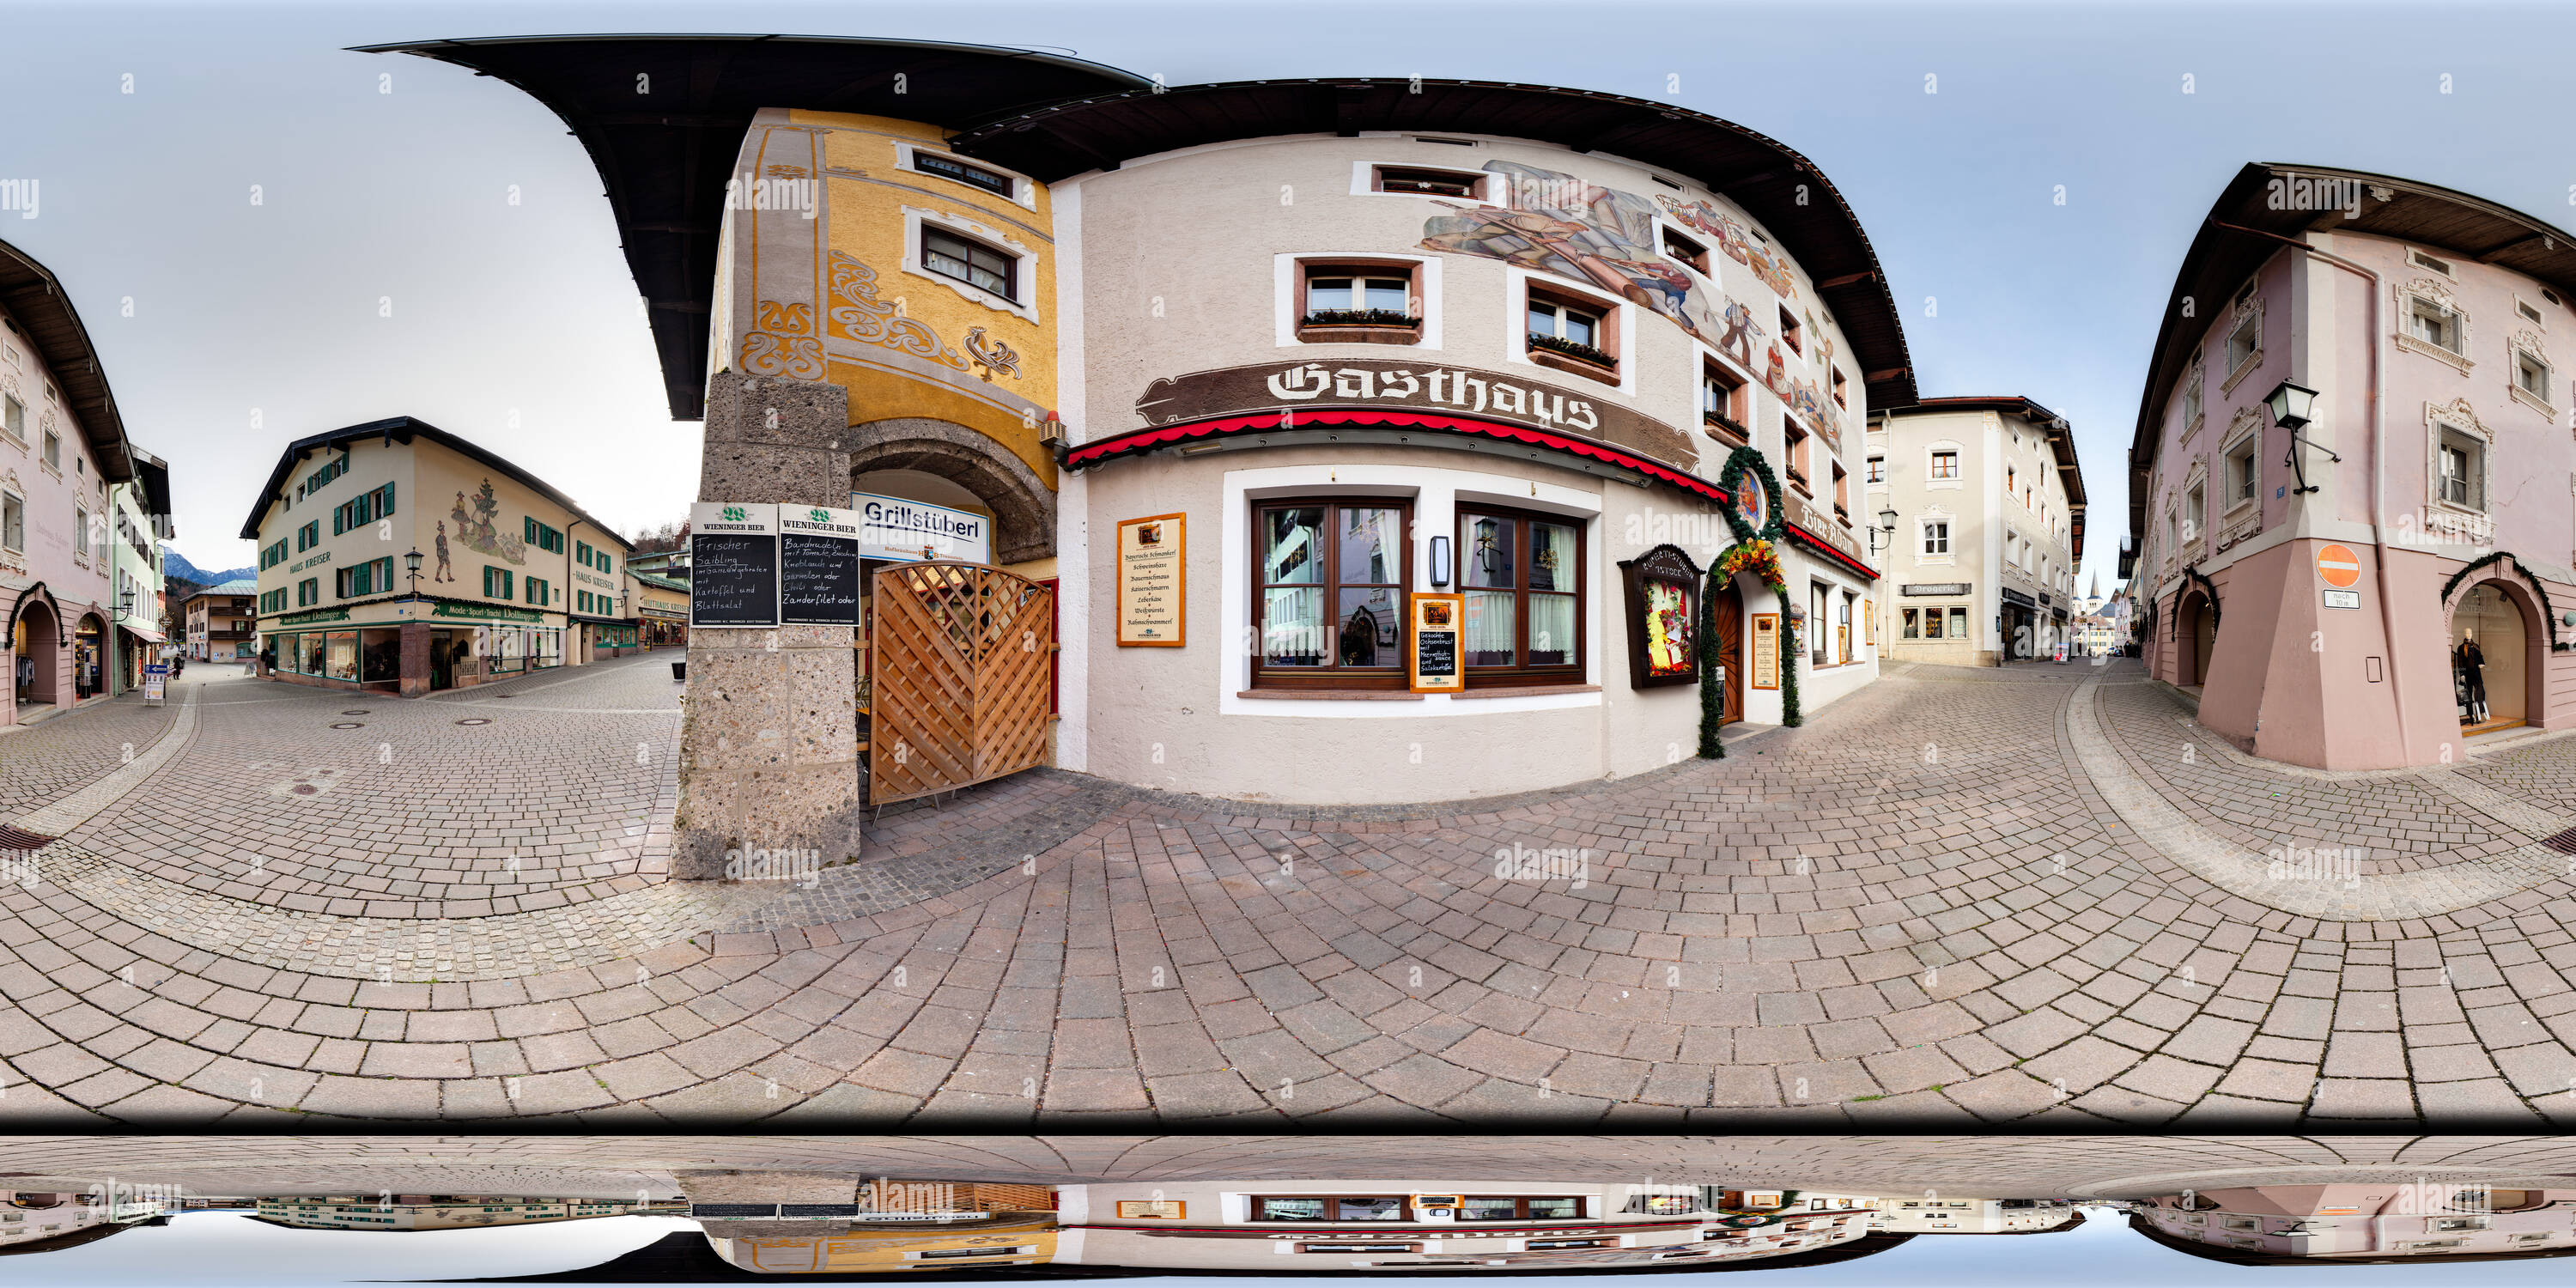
0 1135 2571 1199
0 693 176 823
6 658 2576 1126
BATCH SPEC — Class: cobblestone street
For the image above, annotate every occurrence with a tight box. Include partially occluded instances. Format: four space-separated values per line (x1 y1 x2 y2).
5 658 2576 1126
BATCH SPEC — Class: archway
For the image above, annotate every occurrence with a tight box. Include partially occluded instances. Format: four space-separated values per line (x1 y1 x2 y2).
2174 588 2215 688
2451 578 2537 732
13 593 60 709
849 417 1057 564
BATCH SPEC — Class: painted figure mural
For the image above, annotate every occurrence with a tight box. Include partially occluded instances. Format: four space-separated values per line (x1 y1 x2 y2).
1419 161 1843 448
451 478 527 565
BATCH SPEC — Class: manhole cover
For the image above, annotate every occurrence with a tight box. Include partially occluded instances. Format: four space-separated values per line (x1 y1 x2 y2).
455 718 494 726
2543 826 2576 854
0 825 56 850
341 708 371 715
329 722 365 730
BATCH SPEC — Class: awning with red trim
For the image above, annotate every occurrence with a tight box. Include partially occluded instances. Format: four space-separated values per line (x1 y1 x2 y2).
1783 520 1881 583
1066 409 1731 507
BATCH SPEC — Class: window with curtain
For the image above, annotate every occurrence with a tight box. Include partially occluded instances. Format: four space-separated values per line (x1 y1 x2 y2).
1460 507 1582 685
1251 499 1410 690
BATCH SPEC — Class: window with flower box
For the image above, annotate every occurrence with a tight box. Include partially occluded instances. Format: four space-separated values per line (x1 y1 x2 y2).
1524 283 1618 383
1295 260 1422 344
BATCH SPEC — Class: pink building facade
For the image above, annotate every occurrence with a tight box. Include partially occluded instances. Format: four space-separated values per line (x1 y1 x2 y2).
2125 165 2576 769
3 238 135 729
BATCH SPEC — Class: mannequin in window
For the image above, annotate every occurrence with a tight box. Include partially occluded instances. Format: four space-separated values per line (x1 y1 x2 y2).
2457 629 2489 726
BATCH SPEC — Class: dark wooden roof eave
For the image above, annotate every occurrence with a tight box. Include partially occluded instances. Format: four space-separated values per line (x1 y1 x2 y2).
0 236 135 483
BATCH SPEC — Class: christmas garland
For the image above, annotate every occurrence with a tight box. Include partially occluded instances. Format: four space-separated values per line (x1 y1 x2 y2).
1701 447 1802 757
2440 550 2568 652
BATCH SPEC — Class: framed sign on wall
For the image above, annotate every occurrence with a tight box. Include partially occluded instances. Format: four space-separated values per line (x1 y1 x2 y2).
1617 544 1703 689
1750 612 1782 690
1116 513 1186 646
1863 598 1875 646
1409 592 1465 694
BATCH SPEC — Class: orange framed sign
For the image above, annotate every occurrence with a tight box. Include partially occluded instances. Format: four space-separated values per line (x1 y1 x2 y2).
1750 612 1781 690
1409 592 1466 693
1116 513 1186 646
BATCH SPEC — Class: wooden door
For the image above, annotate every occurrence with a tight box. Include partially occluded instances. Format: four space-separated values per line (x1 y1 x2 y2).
1710 582 1745 724
869 562 1057 805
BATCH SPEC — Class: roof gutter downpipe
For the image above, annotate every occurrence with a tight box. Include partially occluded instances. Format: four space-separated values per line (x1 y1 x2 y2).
2206 215 2410 765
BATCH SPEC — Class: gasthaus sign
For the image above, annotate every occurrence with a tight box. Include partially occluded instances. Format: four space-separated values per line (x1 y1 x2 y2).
849 492 993 565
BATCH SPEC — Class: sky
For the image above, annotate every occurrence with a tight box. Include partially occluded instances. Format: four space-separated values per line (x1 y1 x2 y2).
12 1206 2576 1287
5 0 2576 586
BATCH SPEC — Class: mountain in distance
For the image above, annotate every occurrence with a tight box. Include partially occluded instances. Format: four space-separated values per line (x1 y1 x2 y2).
163 550 254 586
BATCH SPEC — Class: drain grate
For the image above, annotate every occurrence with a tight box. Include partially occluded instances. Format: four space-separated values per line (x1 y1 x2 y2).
2543 827 2576 854
329 722 365 730
0 825 57 850
340 709 371 715
455 718 493 726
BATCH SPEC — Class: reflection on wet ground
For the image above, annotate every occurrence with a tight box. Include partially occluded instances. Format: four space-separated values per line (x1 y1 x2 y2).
0 1135 2572 1280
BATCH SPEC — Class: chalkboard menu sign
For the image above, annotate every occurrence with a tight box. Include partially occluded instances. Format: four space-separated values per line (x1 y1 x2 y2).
778 504 864 626
1409 592 1465 694
689 501 780 628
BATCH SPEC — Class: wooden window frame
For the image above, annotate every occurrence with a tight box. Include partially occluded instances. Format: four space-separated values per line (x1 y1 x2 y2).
1832 462 1849 521
1294 258 1424 345
1831 366 1849 408
1456 503 1586 689
1455 1196 1587 1222
1370 165 1485 199
1249 496 1415 693
1523 280 1619 385
1660 224 1710 275
1783 416 1811 492
1250 1195 1415 1223
1930 449 1959 480
1778 305 1803 356
921 225 1020 302
1700 360 1750 444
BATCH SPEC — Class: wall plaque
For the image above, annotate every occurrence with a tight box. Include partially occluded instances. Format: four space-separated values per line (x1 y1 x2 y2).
1750 612 1782 690
1617 543 1703 690
1409 592 1465 694
1116 513 1186 647
1133 359 1695 468
1903 582 1971 597
690 501 780 628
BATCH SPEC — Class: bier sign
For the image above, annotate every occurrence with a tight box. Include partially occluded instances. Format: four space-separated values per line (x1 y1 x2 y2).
778 504 863 626
1410 592 1466 694
690 502 780 628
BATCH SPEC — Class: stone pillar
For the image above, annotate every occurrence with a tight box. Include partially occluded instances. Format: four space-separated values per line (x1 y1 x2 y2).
674 371 861 878
398 621 430 698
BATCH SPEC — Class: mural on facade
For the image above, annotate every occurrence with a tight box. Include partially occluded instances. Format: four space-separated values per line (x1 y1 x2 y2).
1419 162 1841 447
450 478 526 565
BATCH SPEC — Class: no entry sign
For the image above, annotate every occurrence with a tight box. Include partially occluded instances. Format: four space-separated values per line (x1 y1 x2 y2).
2316 544 2361 589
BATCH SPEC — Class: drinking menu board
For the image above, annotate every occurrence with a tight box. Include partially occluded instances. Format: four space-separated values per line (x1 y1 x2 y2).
1750 612 1781 690
779 504 864 626
1409 592 1465 694
690 502 779 627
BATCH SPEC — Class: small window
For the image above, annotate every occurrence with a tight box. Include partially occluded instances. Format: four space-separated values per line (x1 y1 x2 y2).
1526 289 1613 375
1832 462 1849 519
2517 350 2552 404
2409 248 2455 276
483 566 514 600
2518 299 2546 325
910 150 1014 197
921 227 1018 301
2234 276 2259 307
2227 311 2260 369
1778 306 1803 355
1701 362 1747 438
2409 296 2461 353
2180 374 2202 427
1783 419 1810 486
3 489 24 551
1922 519 1949 556
1299 263 1419 341
42 430 60 469
1867 455 1884 483
1 393 21 440
1947 605 1967 638
1831 367 1849 408
1661 225 1710 274
2438 429 2482 508
1902 607 1921 638
1930 450 1959 480
1371 165 1482 198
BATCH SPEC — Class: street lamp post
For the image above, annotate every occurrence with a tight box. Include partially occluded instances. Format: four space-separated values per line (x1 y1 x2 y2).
404 549 424 595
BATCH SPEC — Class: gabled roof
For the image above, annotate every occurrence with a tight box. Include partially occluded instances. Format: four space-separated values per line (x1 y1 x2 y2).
2129 162 2576 552
237 416 635 549
353 34 1155 421
947 77 1917 412
189 580 259 599
1880 394 2088 558
0 235 133 483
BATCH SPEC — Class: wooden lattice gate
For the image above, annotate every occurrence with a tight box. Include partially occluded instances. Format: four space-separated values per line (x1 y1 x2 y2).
869 562 1056 805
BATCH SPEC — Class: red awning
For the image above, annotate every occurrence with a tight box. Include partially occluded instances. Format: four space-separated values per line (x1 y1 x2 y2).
1067 409 1732 507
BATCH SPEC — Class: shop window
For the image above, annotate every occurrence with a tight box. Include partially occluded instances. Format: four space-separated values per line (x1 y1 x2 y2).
1701 361 1748 442
1297 260 1421 343
1903 607 1922 639
1839 592 1854 664
908 149 1015 197
1370 165 1484 199
1778 305 1802 355
1661 225 1710 275
1456 1197 1583 1221
1525 284 1617 381
1947 605 1968 638
1930 448 1959 480
1254 1196 1410 1222
1783 418 1810 489
1250 499 1411 690
921 227 1018 301
1461 507 1583 684
1810 583 1828 666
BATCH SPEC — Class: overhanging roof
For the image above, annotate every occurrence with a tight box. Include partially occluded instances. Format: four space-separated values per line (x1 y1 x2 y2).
0 235 134 483
2129 162 2576 550
948 77 1917 411
238 416 637 547
353 34 1155 421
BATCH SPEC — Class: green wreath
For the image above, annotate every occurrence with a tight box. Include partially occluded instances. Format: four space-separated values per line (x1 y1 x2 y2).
1701 446 1802 758
2441 550 2568 652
